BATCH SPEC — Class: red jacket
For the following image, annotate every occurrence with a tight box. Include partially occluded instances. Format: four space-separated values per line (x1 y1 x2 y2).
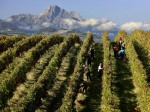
113 47 118 51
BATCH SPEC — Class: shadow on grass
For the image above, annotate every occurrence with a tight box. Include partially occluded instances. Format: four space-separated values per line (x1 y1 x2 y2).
43 46 80 112
133 41 150 83
82 43 103 112
112 41 138 112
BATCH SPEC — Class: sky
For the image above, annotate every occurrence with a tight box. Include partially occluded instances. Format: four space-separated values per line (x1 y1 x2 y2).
0 0 150 30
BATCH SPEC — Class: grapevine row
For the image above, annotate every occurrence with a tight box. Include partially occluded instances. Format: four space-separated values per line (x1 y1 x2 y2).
113 30 139 111
129 30 150 82
0 35 43 73
115 30 150 111
57 32 94 111
35 44 80 112
0 34 64 109
0 35 25 53
9 34 80 111
0 35 7 41
100 31 120 112
130 30 150 60
3 44 58 111
125 38 150 112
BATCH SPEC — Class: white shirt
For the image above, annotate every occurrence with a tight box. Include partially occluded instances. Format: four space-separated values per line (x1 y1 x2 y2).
98 65 103 71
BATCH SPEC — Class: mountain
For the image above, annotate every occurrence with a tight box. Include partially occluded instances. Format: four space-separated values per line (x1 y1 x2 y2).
0 5 84 31
0 19 17 30
37 26 57 34
35 6 71 23
6 14 35 30
34 5 83 29
69 11 84 21
0 5 118 36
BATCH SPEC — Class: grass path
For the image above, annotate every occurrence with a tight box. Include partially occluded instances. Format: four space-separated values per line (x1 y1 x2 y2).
81 43 103 112
112 43 138 112
2 45 58 111
133 41 150 83
35 44 80 112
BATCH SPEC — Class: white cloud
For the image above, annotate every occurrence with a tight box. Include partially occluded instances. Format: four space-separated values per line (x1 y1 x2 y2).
143 23 150 29
6 18 13 22
63 18 117 31
121 22 150 31
42 22 51 27
32 25 42 30
95 21 117 30
80 19 99 26
18 26 31 30
99 18 109 24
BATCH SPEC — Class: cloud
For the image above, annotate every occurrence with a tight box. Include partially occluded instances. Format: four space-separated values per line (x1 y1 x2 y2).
63 18 117 31
143 23 150 29
94 21 117 30
18 26 31 30
121 22 150 31
80 19 99 26
99 18 109 24
63 19 150 32
42 22 51 27
32 25 42 30
6 18 13 22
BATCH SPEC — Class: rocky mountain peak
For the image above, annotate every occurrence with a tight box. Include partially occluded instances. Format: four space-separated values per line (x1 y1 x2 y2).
70 11 84 21
0 5 84 31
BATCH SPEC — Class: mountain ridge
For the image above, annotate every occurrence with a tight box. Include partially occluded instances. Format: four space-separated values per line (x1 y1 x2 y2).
0 5 83 31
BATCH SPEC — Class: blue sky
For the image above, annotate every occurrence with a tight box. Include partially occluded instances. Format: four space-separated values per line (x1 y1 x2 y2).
0 0 150 25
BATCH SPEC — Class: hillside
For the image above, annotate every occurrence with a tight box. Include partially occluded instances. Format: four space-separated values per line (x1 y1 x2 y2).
0 30 150 112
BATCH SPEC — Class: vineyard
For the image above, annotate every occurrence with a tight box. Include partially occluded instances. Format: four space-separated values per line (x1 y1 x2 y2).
0 30 150 112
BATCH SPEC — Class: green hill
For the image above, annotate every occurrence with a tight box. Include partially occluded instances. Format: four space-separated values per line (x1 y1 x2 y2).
0 30 149 112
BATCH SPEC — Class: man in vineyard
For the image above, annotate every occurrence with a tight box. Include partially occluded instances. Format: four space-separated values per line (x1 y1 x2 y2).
89 47 94 60
87 52 92 66
84 65 91 81
121 43 125 50
118 37 123 50
98 63 103 77
118 49 125 61
78 79 88 93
